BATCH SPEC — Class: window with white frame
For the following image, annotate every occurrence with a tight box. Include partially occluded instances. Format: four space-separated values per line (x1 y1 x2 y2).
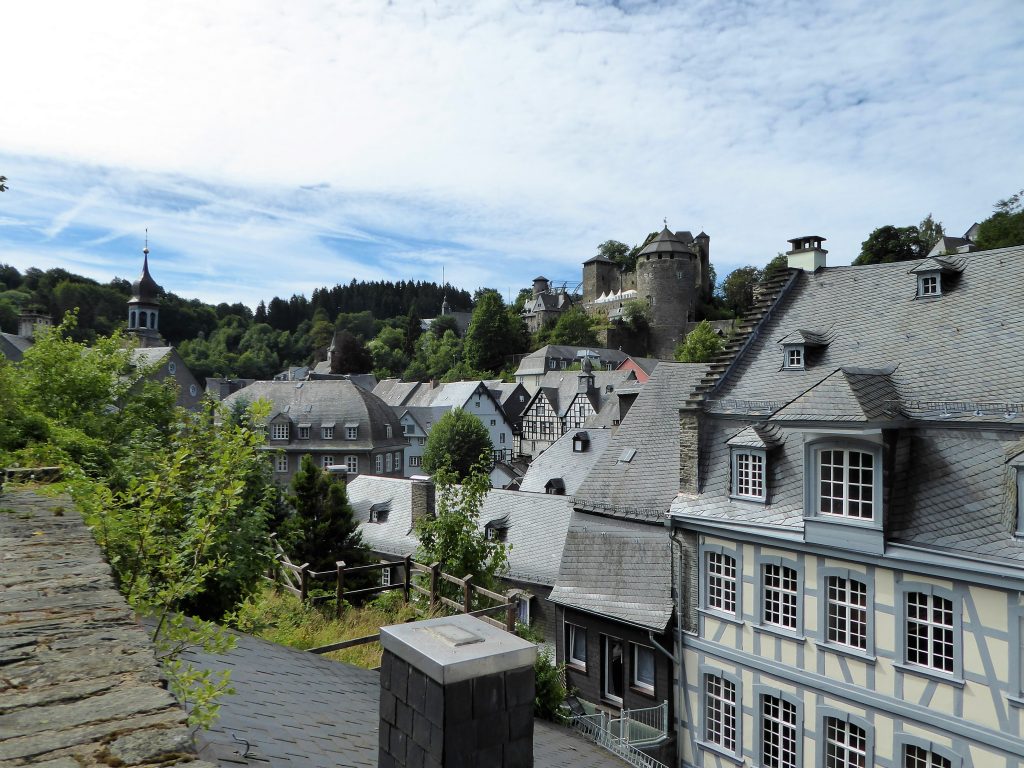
732 449 766 500
298 426 310 439
704 674 736 752
784 345 804 369
918 274 941 297
345 455 358 474
818 448 875 519
375 454 383 473
707 551 737 615
566 623 586 669
906 591 955 673
762 563 799 630
761 694 798 768
903 745 952 768
322 455 335 469
386 452 393 472
322 426 334 440
824 717 867 768
271 423 289 440
826 576 868 650
347 426 358 440
274 454 288 473
631 644 655 693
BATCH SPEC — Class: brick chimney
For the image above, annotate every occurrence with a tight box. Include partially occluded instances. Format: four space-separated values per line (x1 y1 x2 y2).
786 235 827 272
411 479 435 525
379 614 537 768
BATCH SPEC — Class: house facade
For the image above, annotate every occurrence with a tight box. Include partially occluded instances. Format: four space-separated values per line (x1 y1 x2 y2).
669 242 1024 768
222 379 408 483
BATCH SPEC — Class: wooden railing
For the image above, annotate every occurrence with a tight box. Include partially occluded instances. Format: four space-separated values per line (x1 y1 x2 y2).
265 535 520 654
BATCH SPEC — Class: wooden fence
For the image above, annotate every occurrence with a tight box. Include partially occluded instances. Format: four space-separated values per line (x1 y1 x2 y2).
265 535 520 654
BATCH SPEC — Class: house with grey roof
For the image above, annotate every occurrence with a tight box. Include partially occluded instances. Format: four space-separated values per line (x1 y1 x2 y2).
518 362 636 458
222 379 407 484
669 240 1024 768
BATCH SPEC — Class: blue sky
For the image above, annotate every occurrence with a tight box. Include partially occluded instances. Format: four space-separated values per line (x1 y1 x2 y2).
1 0 1022 309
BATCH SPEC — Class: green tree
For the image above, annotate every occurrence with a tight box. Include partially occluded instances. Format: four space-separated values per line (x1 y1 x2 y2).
422 408 493 480
415 457 507 591
722 266 761 316
280 454 367 573
548 307 599 347
975 189 1024 250
675 320 724 363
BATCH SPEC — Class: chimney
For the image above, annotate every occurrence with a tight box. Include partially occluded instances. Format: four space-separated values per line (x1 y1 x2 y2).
786 235 827 272
379 614 537 768
411 479 435 524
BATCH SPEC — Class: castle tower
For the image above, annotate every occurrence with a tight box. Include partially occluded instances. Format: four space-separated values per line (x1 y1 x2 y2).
582 254 617 303
636 225 698 359
127 241 163 348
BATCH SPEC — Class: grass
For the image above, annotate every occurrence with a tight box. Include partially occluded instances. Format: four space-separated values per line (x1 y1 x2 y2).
232 585 427 669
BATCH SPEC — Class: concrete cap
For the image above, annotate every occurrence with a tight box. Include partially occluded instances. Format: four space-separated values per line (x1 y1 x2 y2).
380 614 537 684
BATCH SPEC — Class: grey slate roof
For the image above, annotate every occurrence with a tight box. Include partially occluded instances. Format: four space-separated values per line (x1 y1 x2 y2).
519 427 614 495
572 362 708 517
178 624 622 768
548 515 674 631
222 379 407 452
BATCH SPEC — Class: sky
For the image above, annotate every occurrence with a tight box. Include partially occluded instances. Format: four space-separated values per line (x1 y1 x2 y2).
1 0 1022 310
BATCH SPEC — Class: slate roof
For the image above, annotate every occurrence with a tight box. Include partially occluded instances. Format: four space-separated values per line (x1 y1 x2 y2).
178 625 623 768
572 363 707 517
548 515 674 631
0 331 32 361
221 379 407 451
519 427 614 495
349 477 576 587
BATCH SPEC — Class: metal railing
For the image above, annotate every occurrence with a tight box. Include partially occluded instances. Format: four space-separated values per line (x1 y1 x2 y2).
570 704 670 768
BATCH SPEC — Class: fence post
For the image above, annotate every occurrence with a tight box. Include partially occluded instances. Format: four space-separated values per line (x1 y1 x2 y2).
506 592 516 633
335 560 346 619
403 555 412 604
299 563 309 602
429 562 440 610
462 574 474 614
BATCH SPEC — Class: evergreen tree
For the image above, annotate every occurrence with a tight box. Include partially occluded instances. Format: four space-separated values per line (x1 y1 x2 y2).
281 454 367 573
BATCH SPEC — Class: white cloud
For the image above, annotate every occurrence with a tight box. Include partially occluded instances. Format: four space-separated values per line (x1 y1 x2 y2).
0 0 1022 306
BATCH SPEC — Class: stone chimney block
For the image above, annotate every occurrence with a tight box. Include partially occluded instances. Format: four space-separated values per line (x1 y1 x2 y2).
379 614 537 768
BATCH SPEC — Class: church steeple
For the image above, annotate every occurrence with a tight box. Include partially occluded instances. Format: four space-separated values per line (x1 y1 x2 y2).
128 233 164 347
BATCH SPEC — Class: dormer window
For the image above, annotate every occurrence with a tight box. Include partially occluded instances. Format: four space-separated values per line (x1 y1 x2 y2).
785 346 804 370
918 273 941 297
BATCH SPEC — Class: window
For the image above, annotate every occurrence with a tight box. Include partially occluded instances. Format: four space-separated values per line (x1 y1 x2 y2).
906 591 955 673
826 576 868 650
410 456 421 467
704 674 736 753
322 455 335 469
632 644 655 694
602 635 624 703
824 717 867 768
761 694 798 768
903 745 952 768
763 563 799 630
375 454 383 473
819 448 875 519
385 452 393 472
274 454 288 473
784 346 804 369
272 423 289 440
386 424 393 438
345 456 358 474
706 551 738 615
298 426 310 439
732 449 766 500
322 426 334 440
346 426 358 440
566 623 587 669
918 274 941 297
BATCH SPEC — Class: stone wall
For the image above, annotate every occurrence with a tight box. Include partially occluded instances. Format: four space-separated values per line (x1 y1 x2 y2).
0 488 209 767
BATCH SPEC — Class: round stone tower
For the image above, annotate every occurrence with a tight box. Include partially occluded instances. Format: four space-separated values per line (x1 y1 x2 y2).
636 226 698 358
